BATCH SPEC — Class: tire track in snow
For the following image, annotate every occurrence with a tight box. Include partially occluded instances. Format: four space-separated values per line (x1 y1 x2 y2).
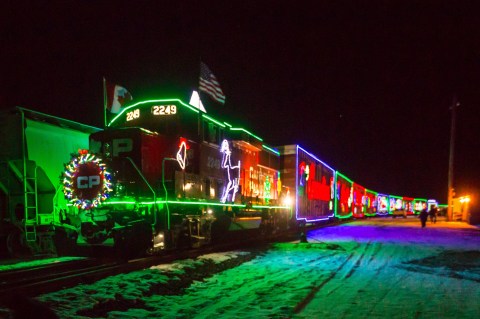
364 244 420 318
183 245 346 317
344 241 373 279
369 241 383 264
307 241 406 318
292 241 372 314
323 242 383 298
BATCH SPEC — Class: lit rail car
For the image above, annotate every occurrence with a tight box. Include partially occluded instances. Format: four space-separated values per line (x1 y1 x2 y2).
403 197 415 215
389 195 407 218
334 171 353 219
352 182 366 218
364 189 378 217
413 198 428 214
377 193 390 216
277 145 335 224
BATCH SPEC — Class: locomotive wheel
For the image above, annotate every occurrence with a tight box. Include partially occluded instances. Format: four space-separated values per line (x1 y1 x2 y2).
114 221 152 260
54 227 78 256
80 222 108 245
113 233 129 260
210 213 231 243
6 229 32 258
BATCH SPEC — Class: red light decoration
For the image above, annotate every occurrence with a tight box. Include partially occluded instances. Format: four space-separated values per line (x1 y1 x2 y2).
307 176 331 201
176 137 189 170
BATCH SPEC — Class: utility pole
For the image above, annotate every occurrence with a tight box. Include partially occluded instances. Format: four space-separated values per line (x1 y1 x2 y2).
447 96 459 221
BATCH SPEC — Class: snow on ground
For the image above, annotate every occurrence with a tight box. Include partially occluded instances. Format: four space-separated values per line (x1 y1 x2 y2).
9 218 480 318
0 256 86 272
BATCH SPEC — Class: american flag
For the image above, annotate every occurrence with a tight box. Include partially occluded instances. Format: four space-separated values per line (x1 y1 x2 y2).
199 62 226 104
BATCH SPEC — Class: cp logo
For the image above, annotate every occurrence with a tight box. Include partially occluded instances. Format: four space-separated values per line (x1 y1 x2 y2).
77 176 101 189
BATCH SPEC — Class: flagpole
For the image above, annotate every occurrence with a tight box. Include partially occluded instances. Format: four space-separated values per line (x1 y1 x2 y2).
447 96 459 221
198 58 202 138
103 77 107 128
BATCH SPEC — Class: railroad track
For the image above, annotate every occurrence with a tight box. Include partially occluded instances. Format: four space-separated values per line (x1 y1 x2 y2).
0 225 324 300
0 257 120 298
0 234 276 299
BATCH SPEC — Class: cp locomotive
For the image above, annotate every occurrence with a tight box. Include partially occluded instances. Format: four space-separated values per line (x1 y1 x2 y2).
76 98 295 257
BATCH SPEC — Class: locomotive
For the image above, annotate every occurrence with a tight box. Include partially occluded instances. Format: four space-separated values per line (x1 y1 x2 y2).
64 98 294 257
0 98 438 259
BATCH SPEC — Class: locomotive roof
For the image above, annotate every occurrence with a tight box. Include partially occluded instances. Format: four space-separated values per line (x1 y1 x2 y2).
107 98 282 155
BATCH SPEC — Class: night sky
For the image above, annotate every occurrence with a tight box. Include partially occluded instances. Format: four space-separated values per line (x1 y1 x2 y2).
2 1 479 205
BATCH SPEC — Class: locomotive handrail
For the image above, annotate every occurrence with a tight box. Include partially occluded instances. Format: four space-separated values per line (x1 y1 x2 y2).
162 157 178 231
124 157 157 226
52 185 62 219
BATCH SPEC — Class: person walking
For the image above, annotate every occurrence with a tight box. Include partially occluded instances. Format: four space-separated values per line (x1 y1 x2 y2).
420 207 429 228
429 205 438 224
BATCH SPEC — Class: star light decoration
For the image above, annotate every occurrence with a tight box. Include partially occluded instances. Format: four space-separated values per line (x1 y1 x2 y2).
62 150 112 210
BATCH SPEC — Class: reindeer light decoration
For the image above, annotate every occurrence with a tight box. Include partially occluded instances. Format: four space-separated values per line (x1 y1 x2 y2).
220 139 241 203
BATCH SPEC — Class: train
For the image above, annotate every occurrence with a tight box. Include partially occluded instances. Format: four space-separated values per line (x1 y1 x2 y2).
0 99 438 259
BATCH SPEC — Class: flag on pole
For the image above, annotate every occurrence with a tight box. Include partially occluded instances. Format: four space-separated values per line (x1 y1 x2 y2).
199 62 226 104
104 78 133 114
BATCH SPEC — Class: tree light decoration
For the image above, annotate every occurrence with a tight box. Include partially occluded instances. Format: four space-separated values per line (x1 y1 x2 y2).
264 176 271 204
62 150 112 210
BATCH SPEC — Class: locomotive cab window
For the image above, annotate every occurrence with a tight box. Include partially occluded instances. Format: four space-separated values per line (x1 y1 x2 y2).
203 121 223 145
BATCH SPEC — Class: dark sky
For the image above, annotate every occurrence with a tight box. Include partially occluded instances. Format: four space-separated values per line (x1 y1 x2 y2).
2 1 479 204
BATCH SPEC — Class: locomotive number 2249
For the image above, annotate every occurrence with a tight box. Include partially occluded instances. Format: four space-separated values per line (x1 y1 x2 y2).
152 105 177 116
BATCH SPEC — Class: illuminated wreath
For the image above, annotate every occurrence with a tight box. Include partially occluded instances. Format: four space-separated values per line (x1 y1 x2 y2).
62 150 112 210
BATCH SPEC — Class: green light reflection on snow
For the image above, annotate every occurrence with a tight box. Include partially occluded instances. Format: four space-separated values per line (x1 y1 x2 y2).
0 256 86 272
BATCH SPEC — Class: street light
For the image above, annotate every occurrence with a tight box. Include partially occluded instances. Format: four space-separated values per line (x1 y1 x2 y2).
459 196 470 204
458 195 471 221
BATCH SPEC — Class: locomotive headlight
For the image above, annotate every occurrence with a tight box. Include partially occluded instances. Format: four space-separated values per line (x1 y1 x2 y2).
153 232 165 249
283 195 292 206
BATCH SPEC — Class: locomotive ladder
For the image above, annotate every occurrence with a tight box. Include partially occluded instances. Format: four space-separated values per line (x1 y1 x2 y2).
5 160 39 242
0 162 8 197
24 165 38 241
22 161 39 242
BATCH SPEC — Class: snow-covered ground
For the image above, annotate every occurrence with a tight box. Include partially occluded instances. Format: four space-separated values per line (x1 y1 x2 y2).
6 218 480 318
0 256 86 272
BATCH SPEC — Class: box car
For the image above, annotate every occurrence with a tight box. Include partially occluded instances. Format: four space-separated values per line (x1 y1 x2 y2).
377 193 390 216
335 171 353 219
414 198 427 214
389 195 406 218
352 182 366 218
364 189 378 217
278 145 335 223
